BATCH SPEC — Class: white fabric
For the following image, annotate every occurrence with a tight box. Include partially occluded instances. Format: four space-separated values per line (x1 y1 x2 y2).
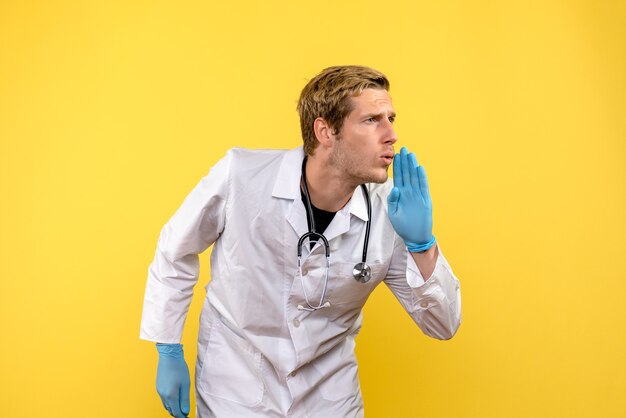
140 147 462 417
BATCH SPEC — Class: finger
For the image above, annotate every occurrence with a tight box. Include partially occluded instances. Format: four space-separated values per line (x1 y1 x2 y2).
417 165 431 206
160 398 170 414
166 390 182 417
158 393 173 416
401 147 411 186
408 153 420 189
387 187 400 215
170 398 184 418
180 380 191 416
392 153 402 187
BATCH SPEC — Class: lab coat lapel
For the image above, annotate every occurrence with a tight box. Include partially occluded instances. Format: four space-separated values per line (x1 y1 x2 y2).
321 206 350 242
286 198 308 239
323 185 369 242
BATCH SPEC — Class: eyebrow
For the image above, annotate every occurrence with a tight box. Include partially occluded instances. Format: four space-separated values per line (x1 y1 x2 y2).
362 111 396 119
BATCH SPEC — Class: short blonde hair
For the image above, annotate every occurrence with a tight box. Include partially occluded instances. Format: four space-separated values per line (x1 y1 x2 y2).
297 65 390 156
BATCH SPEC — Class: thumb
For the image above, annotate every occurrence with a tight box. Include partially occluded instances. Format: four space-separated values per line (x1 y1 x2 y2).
387 187 400 214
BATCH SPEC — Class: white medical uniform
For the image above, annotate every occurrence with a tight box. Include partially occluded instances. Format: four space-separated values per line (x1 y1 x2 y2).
140 147 462 418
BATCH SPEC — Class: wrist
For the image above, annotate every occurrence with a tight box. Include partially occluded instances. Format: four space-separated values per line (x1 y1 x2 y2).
406 235 436 253
156 343 184 358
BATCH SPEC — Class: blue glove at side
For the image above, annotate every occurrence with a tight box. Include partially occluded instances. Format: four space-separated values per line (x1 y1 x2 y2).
156 343 191 418
387 147 436 252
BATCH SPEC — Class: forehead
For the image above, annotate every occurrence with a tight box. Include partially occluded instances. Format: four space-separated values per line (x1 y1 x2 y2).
348 88 394 115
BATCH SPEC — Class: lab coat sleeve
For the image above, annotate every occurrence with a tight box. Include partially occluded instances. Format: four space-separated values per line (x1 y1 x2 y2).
139 151 231 343
383 234 462 340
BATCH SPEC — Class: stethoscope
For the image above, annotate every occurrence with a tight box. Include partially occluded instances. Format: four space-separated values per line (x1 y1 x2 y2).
297 157 372 311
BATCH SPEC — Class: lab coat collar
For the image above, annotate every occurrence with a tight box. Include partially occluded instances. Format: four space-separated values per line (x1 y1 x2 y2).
347 185 369 222
272 146 370 222
271 147 304 200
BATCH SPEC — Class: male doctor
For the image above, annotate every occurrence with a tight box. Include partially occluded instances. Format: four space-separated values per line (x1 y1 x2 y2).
140 65 462 418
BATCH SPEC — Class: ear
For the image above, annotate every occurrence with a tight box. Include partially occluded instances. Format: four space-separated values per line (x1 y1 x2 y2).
313 117 336 150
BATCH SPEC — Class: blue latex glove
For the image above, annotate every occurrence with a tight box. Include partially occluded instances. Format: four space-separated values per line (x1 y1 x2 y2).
156 343 191 418
387 147 436 252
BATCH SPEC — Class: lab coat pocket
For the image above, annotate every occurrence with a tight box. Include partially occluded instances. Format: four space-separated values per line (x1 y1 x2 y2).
198 319 264 407
327 262 386 306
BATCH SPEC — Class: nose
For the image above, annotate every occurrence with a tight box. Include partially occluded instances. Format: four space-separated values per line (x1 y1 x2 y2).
382 119 398 145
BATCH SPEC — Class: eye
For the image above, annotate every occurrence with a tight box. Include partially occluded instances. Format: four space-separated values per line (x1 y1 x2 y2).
388 115 396 123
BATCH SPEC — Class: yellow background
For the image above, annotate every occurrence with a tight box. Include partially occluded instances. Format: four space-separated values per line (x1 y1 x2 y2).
1 1 625 417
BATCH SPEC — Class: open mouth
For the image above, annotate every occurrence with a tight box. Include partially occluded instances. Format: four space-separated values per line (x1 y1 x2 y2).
381 155 394 165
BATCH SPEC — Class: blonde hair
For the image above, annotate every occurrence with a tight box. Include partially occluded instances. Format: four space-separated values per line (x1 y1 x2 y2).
297 65 390 156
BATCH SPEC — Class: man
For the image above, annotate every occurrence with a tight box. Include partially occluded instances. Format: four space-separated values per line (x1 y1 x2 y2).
140 65 462 418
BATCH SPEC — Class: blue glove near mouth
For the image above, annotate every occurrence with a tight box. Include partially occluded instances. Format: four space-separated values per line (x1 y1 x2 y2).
387 147 436 252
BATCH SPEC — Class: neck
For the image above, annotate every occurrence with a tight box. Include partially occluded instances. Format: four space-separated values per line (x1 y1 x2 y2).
304 154 358 212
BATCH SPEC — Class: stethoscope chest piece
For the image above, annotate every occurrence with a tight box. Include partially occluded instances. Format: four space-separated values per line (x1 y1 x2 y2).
353 262 372 283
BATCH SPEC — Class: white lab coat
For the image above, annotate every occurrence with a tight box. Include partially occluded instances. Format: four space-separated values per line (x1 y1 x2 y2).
140 147 462 418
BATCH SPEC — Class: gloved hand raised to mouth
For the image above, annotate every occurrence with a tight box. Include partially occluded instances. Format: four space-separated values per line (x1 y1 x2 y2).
387 146 437 253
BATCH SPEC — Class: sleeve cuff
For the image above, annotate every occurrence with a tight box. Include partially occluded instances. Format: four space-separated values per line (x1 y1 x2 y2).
405 248 447 288
139 278 189 343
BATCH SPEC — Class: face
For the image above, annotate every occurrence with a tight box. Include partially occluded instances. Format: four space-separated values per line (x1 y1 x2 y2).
329 88 398 185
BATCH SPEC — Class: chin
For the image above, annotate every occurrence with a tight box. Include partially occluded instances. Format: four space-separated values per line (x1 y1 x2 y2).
363 169 389 184
371 175 388 184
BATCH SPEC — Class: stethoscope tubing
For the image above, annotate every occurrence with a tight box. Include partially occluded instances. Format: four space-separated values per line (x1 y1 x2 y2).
300 157 371 263
297 157 372 311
